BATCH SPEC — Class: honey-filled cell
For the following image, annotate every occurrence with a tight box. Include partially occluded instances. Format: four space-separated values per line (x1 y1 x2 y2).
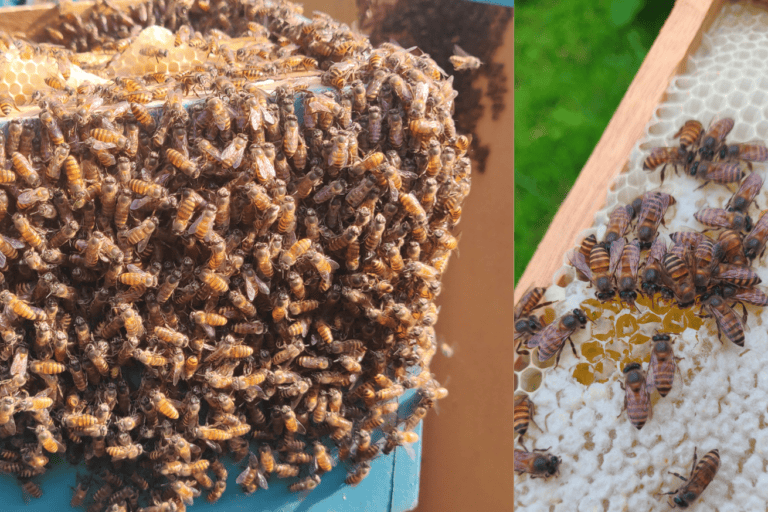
580 340 605 364
572 362 595 386
520 368 543 393
615 313 639 337
514 351 531 372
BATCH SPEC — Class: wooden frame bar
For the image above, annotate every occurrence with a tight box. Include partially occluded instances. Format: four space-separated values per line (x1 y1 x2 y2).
514 0 726 303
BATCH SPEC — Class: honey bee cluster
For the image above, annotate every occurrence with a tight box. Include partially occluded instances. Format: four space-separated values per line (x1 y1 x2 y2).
0 0 467 509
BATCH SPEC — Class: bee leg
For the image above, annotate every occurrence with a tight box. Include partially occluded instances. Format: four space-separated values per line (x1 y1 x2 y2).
669 471 688 482
737 301 748 324
567 337 578 359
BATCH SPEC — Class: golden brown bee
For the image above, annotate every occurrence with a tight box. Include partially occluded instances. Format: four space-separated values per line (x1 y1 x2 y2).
568 242 616 302
704 293 745 346
166 148 199 178
150 390 179 420
637 191 675 248
139 46 169 61
646 333 682 397
744 210 768 260
11 152 41 188
1 290 42 321
525 308 587 365
620 362 652 429
714 262 761 288
220 134 248 169
314 179 346 204
189 203 217 242
660 448 720 508
207 480 226 503
0 93 17 116
20 479 43 499
642 146 689 181
661 252 696 306
701 116 735 158
515 448 561 479
448 44 482 70
345 462 371 486
613 239 640 307
720 141 768 168
172 480 201 506
694 208 749 232
673 119 704 148
513 394 539 444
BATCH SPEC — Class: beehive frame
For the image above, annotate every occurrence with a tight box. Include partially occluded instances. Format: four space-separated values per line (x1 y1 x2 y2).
513 0 768 510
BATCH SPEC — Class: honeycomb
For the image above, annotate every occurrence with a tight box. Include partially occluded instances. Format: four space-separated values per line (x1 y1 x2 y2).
105 26 210 78
0 46 107 106
515 2 768 510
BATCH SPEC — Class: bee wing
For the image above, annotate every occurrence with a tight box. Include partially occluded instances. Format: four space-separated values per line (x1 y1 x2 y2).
88 139 117 151
609 238 625 277
295 420 307 435
137 235 151 254
243 277 256 301
400 442 416 461
256 470 269 490
131 196 152 211
729 172 763 210
2 236 25 250
732 287 768 306
387 181 399 202
249 106 263 131
627 240 641 278
695 208 733 229
645 353 657 394
17 190 36 204
568 249 592 281
307 99 332 115
10 351 27 377
256 155 276 180
202 323 216 338
452 44 471 58
703 162 743 183
187 211 205 235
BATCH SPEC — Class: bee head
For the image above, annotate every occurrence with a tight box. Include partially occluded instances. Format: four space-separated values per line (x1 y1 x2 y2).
623 362 641 374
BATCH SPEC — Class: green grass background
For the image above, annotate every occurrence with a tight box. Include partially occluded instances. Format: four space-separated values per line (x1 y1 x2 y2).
514 0 675 284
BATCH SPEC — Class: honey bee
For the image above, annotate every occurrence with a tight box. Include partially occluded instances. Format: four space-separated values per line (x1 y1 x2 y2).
525 309 587 365
620 362 652 429
0 234 24 268
345 462 370 486
513 394 539 445
637 191 675 248
207 480 226 503
646 333 682 398
568 242 617 302
695 160 744 184
150 390 179 419
603 204 633 244
615 239 641 308
314 179 346 204
11 152 41 188
1 290 42 321
703 293 745 346
694 208 749 232
700 116 735 159
744 210 768 260
660 448 720 508
139 46 169 61
661 252 696 306
188 204 217 242
449 44 482 71
171 480 201 506
221 134 248 169
720 140 768 168
19 479 43 499
166 148 199 178
642 146 689 181
514 448 561 479
673 119 704 148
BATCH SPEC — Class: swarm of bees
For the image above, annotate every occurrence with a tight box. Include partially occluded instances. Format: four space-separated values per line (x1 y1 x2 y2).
0 0 468 509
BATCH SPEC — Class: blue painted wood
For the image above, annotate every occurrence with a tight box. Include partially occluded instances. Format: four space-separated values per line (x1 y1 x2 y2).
0 390 421 511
